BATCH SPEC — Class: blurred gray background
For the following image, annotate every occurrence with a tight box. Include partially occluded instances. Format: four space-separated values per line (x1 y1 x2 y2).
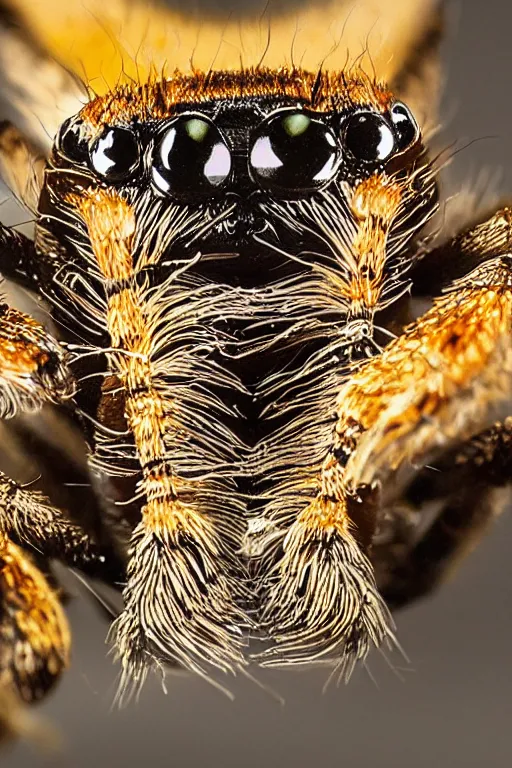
4 1 512 766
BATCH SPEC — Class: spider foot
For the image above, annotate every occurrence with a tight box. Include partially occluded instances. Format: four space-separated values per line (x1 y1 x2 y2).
109 499 250 704
254 495 395 676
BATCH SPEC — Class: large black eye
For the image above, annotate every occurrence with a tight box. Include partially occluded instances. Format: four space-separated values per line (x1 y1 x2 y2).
90 127 140 181
343 112 395 164
390 102 419 151
57 116 89 163
152 115 231 199
249 111 339 193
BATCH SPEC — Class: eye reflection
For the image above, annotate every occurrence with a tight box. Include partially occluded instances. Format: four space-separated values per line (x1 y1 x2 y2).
250 136 283 174
203 142 232 185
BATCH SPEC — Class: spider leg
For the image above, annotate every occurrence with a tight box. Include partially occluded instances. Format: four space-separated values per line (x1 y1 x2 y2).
411 206 512 295
0 283 130 561
0 120 50 292
0 223 41 291
339 259 512 496
0 301 73 416
255 209 512 671
0 181 128 735
0 313 124 734
0 525 69 721
66 187 249 700
377 418 512 609
0 450 123 739
0 470 122 582
368 207 512 608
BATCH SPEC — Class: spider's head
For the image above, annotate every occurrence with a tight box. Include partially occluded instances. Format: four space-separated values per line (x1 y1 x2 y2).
38 68 438 304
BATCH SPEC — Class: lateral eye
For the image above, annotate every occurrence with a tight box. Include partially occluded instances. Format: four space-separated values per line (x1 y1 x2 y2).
89 127 140 181
390 102 419 151
343 112 395 164
249 110 340 193
57 116 89 163
152 115 231 199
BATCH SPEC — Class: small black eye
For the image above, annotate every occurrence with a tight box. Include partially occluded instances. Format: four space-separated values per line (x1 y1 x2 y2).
343 112 395 164
249 110 339 193
390 102 419 151
57 116 89 163
90 127 140 181
152 115 231 199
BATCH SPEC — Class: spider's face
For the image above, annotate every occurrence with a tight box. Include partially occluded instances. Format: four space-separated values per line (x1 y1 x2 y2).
38 70 436 304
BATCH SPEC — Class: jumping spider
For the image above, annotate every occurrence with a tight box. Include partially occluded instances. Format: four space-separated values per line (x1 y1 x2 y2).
0 0 510 736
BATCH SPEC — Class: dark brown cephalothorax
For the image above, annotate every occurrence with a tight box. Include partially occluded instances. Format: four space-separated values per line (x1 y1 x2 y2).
0 0 510 738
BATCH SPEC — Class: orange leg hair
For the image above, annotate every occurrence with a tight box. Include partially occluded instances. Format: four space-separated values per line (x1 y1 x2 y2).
256 217 512 670
71 188 249 698
0 529 70 706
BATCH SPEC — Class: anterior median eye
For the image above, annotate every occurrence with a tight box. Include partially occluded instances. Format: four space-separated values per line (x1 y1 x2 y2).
152 115 231 198
343 112 395 164
90 126 140 180
249 110 340 193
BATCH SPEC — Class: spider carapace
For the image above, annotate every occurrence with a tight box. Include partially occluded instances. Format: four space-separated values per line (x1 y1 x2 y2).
0 19 511 732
